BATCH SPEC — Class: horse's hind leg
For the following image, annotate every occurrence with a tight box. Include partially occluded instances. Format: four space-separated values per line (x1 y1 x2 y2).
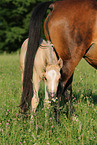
63 74 74 117
84 41 97 69
31 68 40 119
53 97 61 124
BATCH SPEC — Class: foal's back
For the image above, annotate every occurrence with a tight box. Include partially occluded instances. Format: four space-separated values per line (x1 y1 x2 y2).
20 38 58 81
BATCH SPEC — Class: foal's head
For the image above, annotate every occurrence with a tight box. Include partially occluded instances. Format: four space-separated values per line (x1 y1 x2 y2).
44 58 63 101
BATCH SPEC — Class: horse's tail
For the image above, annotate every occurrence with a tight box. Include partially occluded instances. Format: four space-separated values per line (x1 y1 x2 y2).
20 1 54 113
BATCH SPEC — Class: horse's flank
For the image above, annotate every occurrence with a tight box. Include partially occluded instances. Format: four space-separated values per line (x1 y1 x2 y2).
44 0 97 84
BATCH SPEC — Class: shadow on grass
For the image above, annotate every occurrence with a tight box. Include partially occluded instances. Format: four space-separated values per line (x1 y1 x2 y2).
73 90 97 104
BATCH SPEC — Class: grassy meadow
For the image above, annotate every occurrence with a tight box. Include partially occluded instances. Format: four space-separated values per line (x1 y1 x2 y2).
0 54 97 145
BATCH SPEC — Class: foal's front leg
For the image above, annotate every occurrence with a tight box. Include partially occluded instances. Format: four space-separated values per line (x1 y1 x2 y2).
44 82 51 122
31 69 40 120
31 89 39 120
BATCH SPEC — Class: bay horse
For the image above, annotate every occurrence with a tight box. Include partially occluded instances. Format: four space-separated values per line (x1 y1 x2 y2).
20 0 97 122
20 38 63 118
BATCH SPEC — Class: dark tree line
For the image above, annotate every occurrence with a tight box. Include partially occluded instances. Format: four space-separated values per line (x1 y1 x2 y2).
0 0 56 53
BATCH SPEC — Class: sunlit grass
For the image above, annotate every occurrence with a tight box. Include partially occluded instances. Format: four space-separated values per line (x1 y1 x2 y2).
0 54 97 145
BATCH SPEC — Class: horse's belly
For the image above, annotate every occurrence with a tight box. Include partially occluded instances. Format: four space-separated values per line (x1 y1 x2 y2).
84 42 97 69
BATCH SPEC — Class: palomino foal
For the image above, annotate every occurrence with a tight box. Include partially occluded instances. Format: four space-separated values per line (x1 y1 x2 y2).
20 38 63 117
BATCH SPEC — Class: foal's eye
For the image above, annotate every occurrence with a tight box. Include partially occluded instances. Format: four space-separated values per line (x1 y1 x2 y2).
44 77 47 81
59 78 61 82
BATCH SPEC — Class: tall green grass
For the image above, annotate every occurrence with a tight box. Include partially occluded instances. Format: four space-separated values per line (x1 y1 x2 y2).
0 54 97 145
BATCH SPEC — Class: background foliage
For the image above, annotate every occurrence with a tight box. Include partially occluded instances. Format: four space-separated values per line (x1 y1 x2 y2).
0 0 56 53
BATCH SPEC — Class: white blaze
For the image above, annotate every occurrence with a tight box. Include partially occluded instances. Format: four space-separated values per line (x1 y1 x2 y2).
47 70 57 93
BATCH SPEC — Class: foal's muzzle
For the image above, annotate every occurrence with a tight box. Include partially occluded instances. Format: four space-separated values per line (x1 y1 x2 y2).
49 92 57 102
51 92 56 97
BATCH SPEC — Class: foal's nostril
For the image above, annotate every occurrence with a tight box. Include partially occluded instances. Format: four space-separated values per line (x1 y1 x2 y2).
50 92 55 97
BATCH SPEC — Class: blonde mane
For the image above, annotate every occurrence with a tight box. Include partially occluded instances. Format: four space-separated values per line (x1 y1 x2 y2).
40 40 55 64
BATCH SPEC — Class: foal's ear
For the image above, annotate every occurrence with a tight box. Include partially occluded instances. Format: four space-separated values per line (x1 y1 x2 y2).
57 58 63 69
